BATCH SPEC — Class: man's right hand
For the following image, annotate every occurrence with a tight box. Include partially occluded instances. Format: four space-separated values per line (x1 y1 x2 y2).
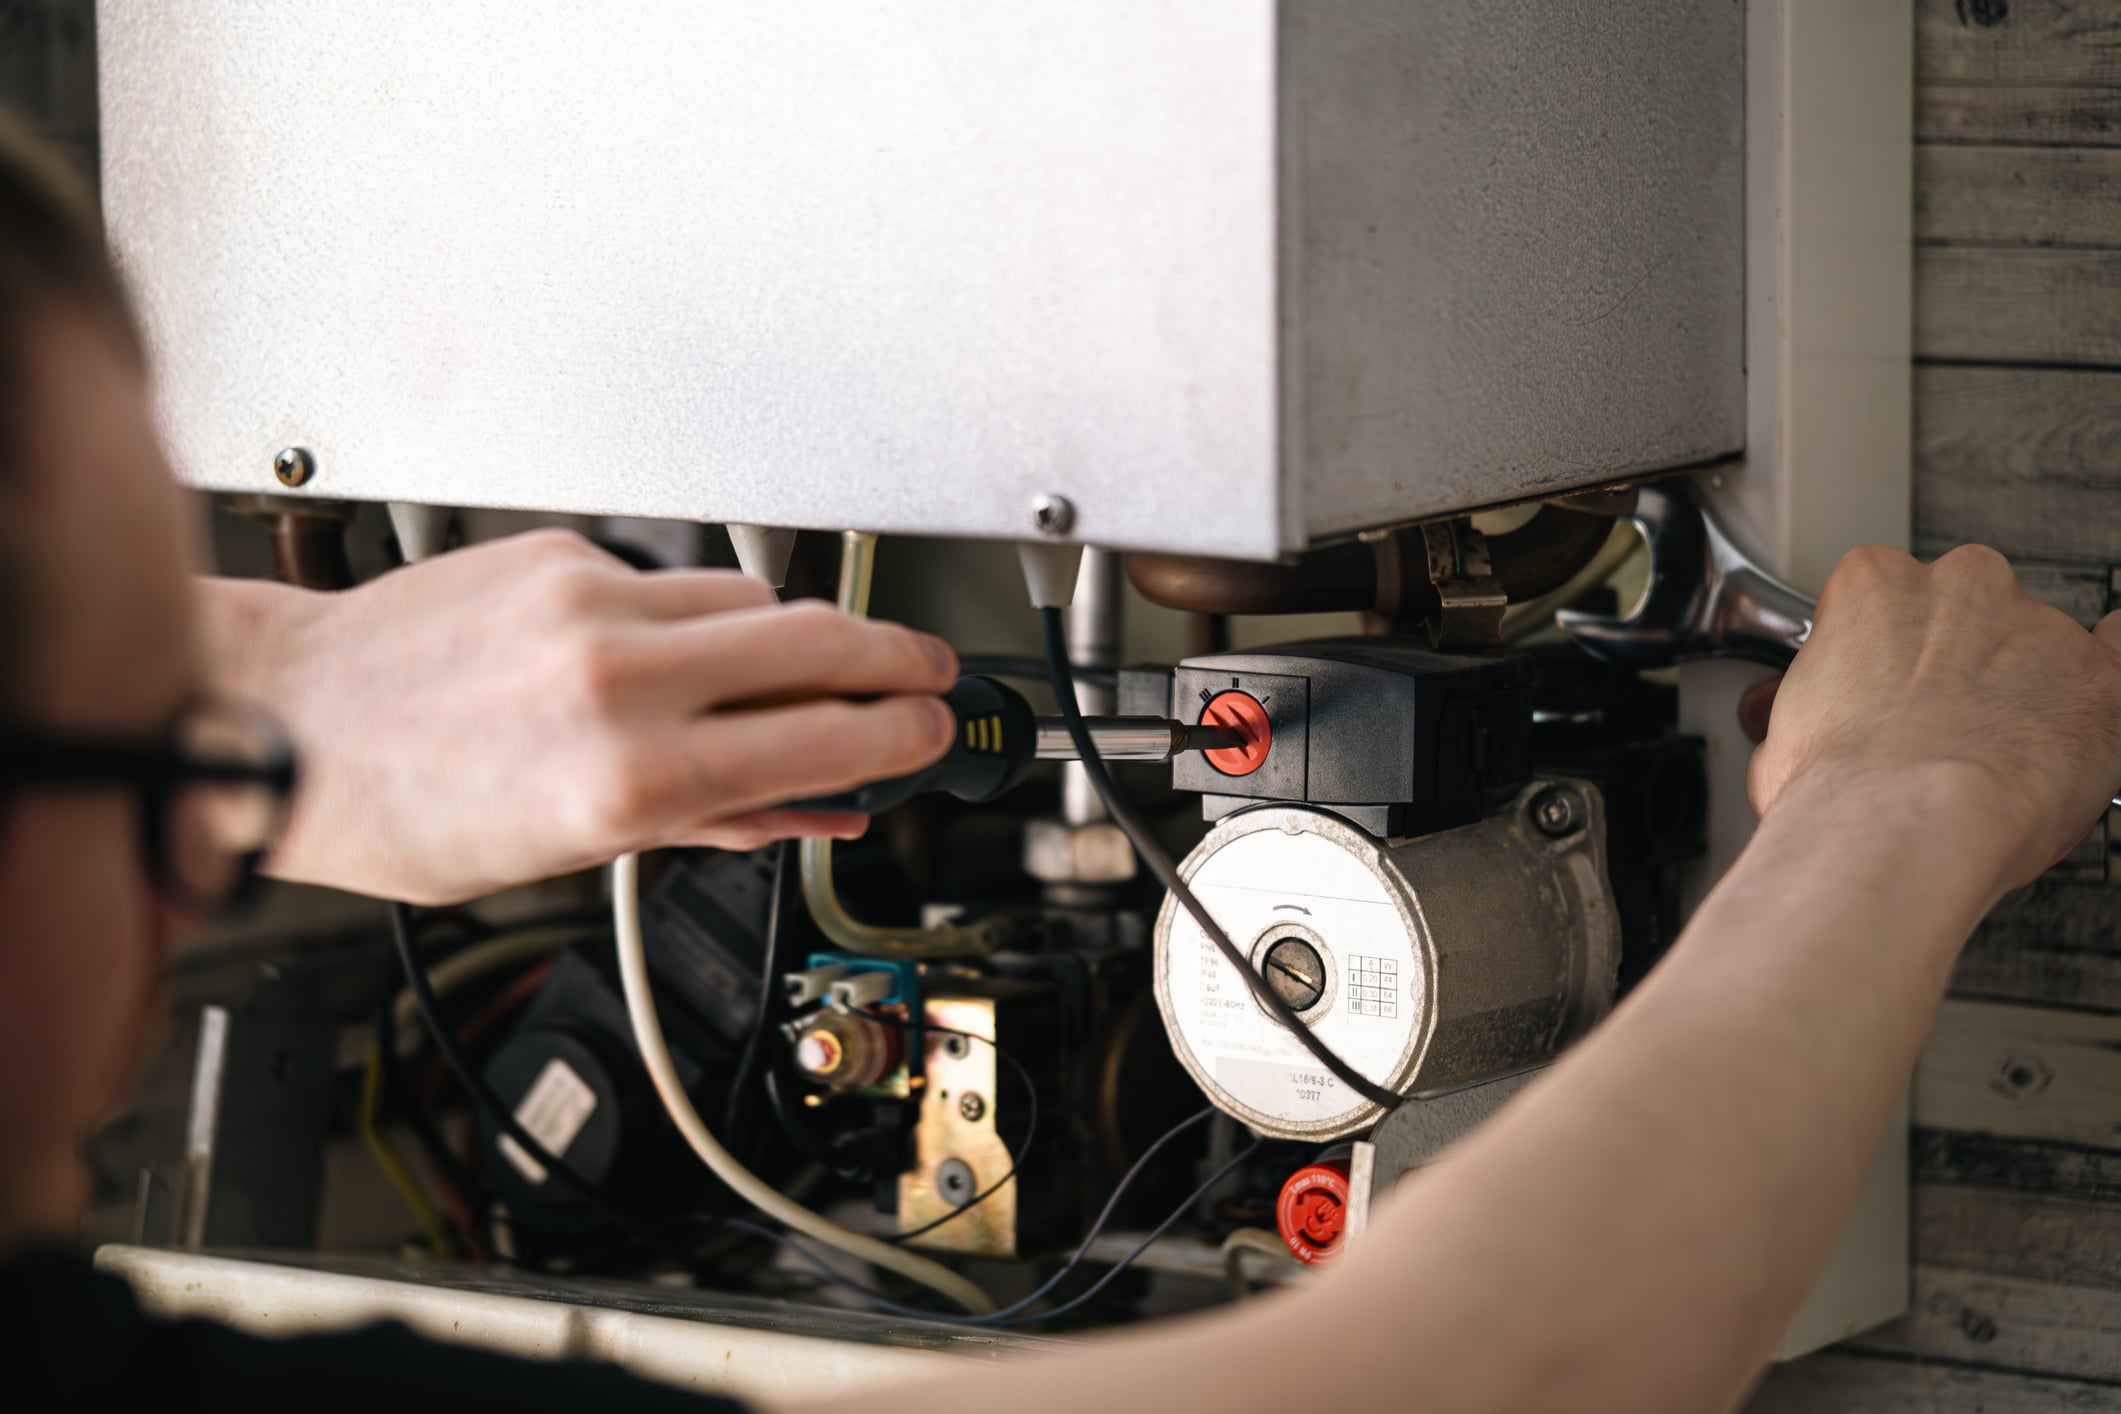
200 530 959 904
1747 543 2121 893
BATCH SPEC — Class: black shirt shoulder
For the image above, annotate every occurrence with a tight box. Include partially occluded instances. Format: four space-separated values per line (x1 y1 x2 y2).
0 1249 747 1414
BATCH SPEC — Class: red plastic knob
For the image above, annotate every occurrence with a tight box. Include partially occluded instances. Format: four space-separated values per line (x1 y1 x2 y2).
1276 1160 1351 1265
1201 690 1272 777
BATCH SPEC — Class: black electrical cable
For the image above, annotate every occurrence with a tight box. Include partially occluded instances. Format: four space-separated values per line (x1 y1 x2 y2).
985 1134 1266 1328
397 911 1249 1326
958 653 1119 688
1038 607 1404 1112
392 902 709 1241
862 1012 1039 1244
372 990 491 1246
655 1095 1224 1326
724 841 792 1145
389 900 951 1316
781 1101 1224 1327
707 1215 958 1316
761 1064 870 1179
952 1106 1217 1326
740 1099 1212 1325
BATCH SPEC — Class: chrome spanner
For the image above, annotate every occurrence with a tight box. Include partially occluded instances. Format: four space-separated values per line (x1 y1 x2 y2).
1555 481 1813 669
1557 480 2121 809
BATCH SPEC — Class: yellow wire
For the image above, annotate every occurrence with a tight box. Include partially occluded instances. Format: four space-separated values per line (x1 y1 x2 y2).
360 1040 459 1258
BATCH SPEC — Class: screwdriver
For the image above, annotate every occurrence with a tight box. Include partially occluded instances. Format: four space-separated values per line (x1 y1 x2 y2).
796 676 1241 815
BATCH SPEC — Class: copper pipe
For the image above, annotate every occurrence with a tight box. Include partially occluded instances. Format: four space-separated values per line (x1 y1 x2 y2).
1487 504 1617 601
1127 502 1620 622
268 514 356 590
1128 538 1381 616
227 495 359 591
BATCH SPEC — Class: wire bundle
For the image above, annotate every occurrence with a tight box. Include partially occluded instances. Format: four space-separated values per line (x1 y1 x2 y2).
379 606 1334 1323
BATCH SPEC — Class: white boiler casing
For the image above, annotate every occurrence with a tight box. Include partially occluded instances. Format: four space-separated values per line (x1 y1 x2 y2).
98 1 1742 558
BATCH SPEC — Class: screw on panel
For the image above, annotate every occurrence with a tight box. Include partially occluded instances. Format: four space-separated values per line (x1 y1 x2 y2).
958 1091 986 1122
936 1157 978 1208
940 1033 971 1060
1030 493 1075 536
1531 785 1585 838
273 447 315 488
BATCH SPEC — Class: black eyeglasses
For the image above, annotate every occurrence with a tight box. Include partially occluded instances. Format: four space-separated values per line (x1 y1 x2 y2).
0 699 299 914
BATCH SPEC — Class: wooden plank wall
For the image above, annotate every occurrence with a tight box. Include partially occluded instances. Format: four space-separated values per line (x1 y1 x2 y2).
1753 2 2121 1408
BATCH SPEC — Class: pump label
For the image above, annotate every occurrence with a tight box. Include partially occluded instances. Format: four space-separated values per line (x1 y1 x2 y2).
1216 1058 1345 1122
1162 826 1425 1132
498 1058 598 1185
1346 955 1399 1018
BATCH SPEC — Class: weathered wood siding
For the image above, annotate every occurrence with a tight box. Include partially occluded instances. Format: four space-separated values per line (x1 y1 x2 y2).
1753 3 2121 1407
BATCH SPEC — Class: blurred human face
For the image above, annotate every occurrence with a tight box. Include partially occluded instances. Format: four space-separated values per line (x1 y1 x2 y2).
0 312 196 1243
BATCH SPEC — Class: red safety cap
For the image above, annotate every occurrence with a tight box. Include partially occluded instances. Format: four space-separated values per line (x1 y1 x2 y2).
1201 690 1272 777
1276 1160 1351 1265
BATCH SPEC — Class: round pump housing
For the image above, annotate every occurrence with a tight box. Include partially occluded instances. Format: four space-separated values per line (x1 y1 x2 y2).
1153 780 1621 1142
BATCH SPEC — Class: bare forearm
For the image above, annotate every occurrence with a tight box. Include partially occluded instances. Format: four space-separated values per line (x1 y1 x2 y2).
189 543 952 903
1309 770 2000 1411
829 773 2004 1414
193 575 329 707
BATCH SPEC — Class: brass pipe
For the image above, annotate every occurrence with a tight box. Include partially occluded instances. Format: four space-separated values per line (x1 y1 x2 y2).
227 494 358 591
1126 502 1621 624
268 514 356 590
797 531 1005 959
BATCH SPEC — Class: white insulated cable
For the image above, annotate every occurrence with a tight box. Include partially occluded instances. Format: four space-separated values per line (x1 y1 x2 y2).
609 850 996 1316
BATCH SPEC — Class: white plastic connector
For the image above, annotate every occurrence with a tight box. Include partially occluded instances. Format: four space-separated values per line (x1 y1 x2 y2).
1017 542 1086 609
388 502 454 563
783 964 848 1007
826 969 895 1011
727 524 799 588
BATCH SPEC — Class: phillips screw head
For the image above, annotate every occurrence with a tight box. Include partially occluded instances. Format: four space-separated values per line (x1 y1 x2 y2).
1030 493 1076 536
273 447 315 488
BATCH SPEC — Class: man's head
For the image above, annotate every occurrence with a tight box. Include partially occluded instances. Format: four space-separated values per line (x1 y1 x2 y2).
0 115 198 1243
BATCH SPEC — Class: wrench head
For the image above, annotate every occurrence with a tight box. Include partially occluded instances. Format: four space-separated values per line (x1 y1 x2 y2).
1555 481 1813 669
1555 484 1712 667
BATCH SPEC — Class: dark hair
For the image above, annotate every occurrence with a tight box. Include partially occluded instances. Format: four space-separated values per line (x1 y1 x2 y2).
0 112 144 453
0 111 143 715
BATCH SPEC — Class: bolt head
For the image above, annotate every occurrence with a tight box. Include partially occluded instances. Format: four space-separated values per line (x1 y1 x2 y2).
957 1091 986 1123
940 1033 971 1060
935 1157 977 1208
1030 493 1075 536
1532 786 1585 838
273 447 315 488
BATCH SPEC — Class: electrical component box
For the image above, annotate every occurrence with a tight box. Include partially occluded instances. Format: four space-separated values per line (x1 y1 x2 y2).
1171 643 1534 836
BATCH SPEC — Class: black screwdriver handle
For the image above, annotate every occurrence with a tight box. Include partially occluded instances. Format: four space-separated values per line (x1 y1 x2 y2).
792 676 1039 814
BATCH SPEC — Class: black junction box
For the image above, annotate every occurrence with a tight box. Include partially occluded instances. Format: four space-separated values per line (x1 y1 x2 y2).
1168 639 1534 837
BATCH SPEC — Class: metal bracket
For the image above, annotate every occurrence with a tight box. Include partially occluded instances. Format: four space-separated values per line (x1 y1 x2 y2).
1420 521 1507 648
1368 1066 1548 1195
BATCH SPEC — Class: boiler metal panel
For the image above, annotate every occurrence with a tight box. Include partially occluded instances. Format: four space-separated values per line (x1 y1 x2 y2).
1287 1 1746 538
99 2 1284 557
99 2 1742 558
